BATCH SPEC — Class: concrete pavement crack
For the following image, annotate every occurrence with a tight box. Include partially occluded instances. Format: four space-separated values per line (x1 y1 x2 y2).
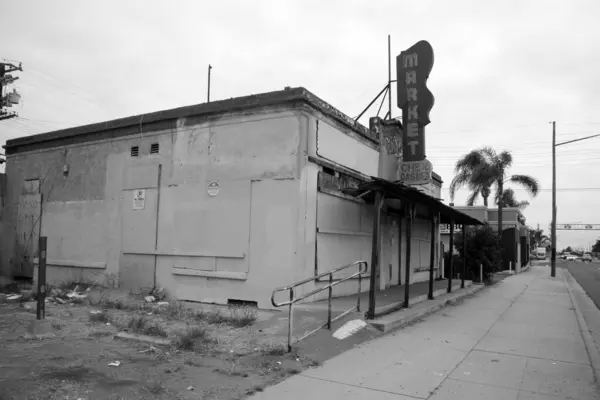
472 348 591 367
298 374 428 399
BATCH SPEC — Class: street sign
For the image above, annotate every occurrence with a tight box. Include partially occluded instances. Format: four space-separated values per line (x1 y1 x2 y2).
556 224 600 230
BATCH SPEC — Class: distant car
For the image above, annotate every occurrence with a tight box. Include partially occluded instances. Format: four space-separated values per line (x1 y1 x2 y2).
566 255 577 261
583 254 593 263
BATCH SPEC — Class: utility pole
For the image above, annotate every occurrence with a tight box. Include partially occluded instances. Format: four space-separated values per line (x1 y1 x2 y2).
388 34 392 120
551 121 557 277
0 60 23 121
551 122 600 278
207 64 212 103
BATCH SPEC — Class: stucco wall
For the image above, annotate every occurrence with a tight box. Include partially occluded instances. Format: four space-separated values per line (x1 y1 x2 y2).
0 173 5 277
3 106 308 308
299 111 438 302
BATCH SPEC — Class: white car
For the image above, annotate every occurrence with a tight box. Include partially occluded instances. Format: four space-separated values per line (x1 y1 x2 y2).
566 255 577 261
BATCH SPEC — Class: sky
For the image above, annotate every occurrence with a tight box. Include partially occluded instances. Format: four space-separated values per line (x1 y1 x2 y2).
1 0 599 250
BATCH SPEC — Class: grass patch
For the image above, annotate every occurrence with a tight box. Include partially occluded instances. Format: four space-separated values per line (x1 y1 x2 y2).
195 306 258 328
145 380 165 394
154 301 192 319
184 358 202 367
99 297 138 310
246 385 265 396
173 325 212 351
260 342 287 356
89 312 110 323
51 322 63 330
127 314 168 337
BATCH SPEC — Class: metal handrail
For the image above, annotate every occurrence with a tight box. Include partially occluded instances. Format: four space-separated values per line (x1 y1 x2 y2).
271 260 368 352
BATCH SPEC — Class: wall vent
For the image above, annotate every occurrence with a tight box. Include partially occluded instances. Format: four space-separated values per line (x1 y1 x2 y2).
150 143 159 154
130 146 139 157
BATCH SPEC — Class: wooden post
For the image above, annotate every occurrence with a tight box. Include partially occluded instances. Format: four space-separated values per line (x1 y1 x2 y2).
404 204 414 308
428 212 436 300
461 226 467 289
448 220 454 293
398 216 403 285
36 236 47 320
367 191 383 319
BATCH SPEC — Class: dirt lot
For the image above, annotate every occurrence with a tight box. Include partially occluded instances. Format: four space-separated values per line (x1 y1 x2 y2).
0 285 323 400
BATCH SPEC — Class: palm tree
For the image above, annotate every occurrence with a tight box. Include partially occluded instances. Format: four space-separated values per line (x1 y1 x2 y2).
529 228 550 248
500 188 530 210
449 147 540 236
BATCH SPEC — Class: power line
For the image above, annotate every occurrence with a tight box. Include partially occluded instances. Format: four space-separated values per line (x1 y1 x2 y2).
443 187 600 192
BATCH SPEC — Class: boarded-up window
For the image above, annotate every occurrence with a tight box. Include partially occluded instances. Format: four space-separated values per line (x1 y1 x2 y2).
22 179 40 195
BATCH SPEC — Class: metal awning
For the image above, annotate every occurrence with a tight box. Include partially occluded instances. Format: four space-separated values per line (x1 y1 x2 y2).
341 177 483 226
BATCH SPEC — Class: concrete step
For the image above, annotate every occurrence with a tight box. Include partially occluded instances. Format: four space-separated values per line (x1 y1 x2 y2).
367 284 485 333
373 282 472 317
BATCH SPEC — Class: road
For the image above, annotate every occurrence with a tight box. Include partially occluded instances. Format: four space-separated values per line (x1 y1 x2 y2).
555 259 600 310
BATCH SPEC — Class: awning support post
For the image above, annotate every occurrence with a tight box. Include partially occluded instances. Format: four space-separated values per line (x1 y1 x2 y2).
398 215 403 285
367 191 384 320
404 204 415 308
428 212 437 300
448 219 455 293
461 226 467 289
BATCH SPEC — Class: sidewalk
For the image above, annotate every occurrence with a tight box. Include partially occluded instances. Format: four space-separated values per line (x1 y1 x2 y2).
250 267 600 399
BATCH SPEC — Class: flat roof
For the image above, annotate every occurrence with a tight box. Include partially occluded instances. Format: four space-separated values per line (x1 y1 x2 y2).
4 87 375 154
2 86 443 183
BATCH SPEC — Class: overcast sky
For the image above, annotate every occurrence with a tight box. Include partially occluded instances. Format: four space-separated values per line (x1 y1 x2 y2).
1 0 599 249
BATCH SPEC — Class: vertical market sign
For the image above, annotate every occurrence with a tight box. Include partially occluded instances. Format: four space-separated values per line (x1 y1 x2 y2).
396 40 434 185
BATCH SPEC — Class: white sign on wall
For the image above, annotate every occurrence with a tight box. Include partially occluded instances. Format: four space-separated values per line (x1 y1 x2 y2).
207 181 220 197
133 189 146 210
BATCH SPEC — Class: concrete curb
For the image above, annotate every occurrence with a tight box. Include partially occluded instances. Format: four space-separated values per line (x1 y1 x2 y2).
367 284 486 332
561 269 600 390
374 283 467 317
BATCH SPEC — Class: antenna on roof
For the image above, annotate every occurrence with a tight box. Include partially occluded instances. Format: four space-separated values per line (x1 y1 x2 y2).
207 64 212 103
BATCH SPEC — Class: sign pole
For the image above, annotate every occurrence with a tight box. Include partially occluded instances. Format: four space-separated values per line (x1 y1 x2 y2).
388 34 392 121
551 121 556 278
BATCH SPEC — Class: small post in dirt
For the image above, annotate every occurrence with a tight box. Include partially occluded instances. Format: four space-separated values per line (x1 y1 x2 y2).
36 236 47 320
480 264 483 284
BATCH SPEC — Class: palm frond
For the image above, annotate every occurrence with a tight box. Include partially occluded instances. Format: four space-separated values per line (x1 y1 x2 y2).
466 188 481 206
498 150 513 170
449 170 473 201
479 146 498 162
509 174 540 197
453 150 486 174
471 164 500 189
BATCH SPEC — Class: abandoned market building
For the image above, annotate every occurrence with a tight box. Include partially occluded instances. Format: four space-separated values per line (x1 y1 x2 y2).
0 87 481 310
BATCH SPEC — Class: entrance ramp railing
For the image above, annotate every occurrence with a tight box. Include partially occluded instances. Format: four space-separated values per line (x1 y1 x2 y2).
271 260 368 352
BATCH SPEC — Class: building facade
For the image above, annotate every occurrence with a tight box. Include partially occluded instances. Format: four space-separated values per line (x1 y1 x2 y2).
1 87 446 309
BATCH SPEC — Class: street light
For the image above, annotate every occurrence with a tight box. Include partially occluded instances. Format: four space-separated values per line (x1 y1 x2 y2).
551 121 600 277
